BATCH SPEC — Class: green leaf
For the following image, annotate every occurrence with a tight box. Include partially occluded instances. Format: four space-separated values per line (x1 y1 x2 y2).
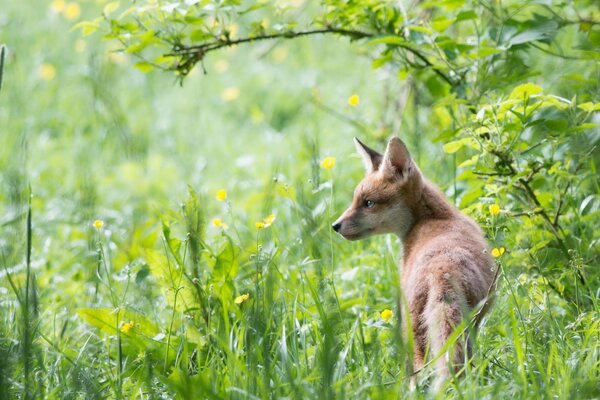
71 19 102 36
443 137 479 154
456 10 476 21
458 155 479 168
507 21 558 46
509 83 542 100
190 29 212 42
134 62 154 73
472 47 502 59
77 308 162 350
103 1 119 16
369 35 405 45
578 102 600 112
372 53 393 69
408 25 432 35
569 123 599 132
77 308 119 334
459 182 485 207
432 17 456 33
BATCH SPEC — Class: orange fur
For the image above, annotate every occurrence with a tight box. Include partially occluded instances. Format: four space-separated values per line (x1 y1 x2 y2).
332 137 495 391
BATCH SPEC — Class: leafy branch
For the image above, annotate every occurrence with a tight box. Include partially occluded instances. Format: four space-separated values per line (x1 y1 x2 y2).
165 27 455 86
167 27 371 74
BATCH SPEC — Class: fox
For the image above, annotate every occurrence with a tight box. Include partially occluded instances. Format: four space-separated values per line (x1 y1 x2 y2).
332 137 496 391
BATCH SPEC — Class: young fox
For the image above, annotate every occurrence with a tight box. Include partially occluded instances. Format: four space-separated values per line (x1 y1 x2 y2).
332 137 495 390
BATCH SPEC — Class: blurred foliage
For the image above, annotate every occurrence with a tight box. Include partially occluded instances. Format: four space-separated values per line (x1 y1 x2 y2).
1 0 599 399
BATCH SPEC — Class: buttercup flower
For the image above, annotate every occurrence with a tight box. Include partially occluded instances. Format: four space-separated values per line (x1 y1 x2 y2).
491 247 505 258
380 309 393 322
50 0 66 12
120 320 135 333
212 218 228 229
256 214 276 229
320 156 336 170
221 87 240 101
489 204 500 216
234 293 249 304
263 214 276 227
216 189 227 202
39 64 56 81
93 219 105 229
348 94 360 106
64 2 81 20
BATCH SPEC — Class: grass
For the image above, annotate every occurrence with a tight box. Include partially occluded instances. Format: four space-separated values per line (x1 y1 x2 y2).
1 1 599 399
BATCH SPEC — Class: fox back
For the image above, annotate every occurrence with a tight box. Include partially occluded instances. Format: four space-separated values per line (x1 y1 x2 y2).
332 137 495 391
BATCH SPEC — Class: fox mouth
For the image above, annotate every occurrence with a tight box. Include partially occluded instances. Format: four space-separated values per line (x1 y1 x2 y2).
341 233 362 241
340 228 373 241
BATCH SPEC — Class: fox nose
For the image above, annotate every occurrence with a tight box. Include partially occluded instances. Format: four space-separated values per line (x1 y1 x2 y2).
332 221 342 232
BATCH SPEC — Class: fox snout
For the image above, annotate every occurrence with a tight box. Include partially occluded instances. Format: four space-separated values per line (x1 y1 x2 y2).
331 221 342 232
331 210 370 241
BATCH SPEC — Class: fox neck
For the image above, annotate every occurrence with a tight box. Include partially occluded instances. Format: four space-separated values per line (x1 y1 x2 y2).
396 179 455 242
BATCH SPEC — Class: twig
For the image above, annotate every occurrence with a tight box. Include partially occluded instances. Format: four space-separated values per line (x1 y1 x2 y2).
553 183 570 226
166 27 373 57
0 45 5 93
166 27 455 85
472 171 513 177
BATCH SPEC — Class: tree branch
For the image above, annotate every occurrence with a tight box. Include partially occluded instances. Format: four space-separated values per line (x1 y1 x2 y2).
165 27 455 85
167 27 373 58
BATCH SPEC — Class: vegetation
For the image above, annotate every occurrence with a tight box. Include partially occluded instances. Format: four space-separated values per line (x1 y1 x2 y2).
1 0 599 398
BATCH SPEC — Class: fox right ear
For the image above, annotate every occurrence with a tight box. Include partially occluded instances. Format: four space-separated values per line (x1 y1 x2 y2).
354 137 383 173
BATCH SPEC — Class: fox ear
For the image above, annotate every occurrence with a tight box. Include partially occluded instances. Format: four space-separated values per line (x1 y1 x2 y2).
354 137 383 173
381 137 412 179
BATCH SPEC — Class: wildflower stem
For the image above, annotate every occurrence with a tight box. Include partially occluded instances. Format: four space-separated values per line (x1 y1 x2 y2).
22 191 34 399
0 45 5 93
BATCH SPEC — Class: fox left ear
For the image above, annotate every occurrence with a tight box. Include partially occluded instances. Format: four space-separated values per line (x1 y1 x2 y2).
382 137 412 179
354 137 383 173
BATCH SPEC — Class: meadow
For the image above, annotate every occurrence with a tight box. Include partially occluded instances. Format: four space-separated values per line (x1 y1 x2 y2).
1 1 599 399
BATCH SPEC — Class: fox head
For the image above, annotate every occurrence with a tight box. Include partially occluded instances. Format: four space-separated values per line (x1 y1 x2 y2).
332 137 423 240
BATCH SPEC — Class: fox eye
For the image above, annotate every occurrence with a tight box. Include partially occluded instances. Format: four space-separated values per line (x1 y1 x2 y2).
364 200 375 209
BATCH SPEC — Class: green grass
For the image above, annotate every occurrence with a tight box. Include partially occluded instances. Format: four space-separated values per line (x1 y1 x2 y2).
1 1 599 399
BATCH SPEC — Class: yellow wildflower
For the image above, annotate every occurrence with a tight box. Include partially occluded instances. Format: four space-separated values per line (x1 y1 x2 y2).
221 87 240 102
256 214 276 229
50 0 66 12
491 247 505 258
263 214 276 227
212 218 228 229
93 219 105 229
347 94 360 106
489 204 500 216
120 320 135 333
64 2 81 20
216 189 227 202
214 59 229 74
234 293 249 304
380 309 393 322
39 64 56 81
320 156 336 170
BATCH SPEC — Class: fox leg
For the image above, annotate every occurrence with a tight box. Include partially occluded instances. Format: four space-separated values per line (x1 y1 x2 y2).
407 309 427 390
423 280 467 391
